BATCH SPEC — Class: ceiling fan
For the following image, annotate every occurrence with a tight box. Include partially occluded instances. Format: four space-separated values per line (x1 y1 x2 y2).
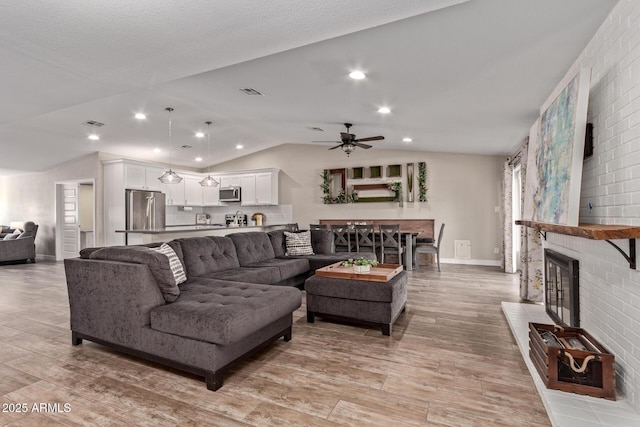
314 123 384 156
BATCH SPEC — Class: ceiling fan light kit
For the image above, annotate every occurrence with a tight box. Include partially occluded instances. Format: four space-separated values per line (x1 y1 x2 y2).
320 123 384 157
158 107 183 184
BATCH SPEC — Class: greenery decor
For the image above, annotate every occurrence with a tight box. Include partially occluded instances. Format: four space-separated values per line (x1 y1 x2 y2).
418 162 428 202
388 181 403 206
320 170 333 204
342 257 378 268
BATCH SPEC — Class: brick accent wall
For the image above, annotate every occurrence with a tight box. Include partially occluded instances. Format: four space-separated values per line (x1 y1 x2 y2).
544 0 640 411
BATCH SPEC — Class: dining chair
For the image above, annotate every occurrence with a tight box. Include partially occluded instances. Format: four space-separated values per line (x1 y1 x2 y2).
285 223 299 232
309 224 326 230
354 224 376 255
331 224 352 252
379 224 404 265
416 223 445 272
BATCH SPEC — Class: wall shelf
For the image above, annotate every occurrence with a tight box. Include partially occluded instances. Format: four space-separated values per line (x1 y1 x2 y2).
516 220 640 269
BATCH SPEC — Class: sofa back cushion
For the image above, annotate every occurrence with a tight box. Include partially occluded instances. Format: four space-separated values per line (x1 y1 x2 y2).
178 236 240 276
267 230 287 257
88 246 181 303
227 232 275 265
311 229 334 254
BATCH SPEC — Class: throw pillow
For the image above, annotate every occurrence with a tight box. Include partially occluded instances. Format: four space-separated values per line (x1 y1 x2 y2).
3 233 19 240
152 243 187 285
284 230 314 256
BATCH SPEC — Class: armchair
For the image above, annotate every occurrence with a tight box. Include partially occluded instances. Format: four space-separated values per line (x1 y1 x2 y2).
0 221 38 263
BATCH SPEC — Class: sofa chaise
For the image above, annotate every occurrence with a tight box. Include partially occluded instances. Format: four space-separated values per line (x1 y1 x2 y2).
64 229 375 390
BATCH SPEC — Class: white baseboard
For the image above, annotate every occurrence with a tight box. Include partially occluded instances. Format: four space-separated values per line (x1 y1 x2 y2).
440 258 501 267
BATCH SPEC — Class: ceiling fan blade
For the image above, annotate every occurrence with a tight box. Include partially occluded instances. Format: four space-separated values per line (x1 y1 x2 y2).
328 144 342 150
354 136 384 142
353 142 372 149
311 140 340 143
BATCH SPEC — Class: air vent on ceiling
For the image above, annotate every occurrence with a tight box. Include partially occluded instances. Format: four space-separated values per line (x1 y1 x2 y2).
239 88 264 96
307 127 324 132
181 144 193 149
82 120 104 127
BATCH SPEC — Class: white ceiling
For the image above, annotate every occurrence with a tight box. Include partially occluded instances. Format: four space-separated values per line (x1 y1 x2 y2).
0 0 618 176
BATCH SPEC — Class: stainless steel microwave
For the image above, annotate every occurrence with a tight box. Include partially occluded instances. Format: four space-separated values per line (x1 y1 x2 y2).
219 187 241 202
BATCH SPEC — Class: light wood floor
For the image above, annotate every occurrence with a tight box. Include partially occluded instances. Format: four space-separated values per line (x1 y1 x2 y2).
0 261 550 426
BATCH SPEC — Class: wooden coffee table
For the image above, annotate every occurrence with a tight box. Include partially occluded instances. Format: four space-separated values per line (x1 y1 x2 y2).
305 262 407 335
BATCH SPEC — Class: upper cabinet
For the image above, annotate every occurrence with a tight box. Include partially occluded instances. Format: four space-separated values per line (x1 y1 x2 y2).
239 169 279 206
184 174 203 206
219 175 242 189
201 179 220 206
124 163 164 192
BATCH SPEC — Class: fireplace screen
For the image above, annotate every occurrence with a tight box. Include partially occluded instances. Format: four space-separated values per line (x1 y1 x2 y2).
544 249 580 327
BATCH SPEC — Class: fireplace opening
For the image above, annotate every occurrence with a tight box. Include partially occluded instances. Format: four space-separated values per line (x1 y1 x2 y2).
544 249 580 327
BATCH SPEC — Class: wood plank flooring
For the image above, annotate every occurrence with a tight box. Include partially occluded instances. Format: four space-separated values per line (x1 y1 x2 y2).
0 261 550 426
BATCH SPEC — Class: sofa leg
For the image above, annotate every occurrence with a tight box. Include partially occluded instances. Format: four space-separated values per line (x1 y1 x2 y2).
283 326 292 342
205 371 223 391
71 332 82 346
307 312 315 323
381 324 391 336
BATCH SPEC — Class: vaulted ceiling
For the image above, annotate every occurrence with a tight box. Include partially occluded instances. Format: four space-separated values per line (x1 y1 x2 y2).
0 0 618 175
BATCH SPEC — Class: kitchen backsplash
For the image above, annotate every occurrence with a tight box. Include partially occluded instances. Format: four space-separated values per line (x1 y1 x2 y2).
166 205 293 226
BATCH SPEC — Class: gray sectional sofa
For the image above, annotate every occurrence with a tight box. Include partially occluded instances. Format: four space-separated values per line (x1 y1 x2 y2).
64 229 374 390
0 221 38 264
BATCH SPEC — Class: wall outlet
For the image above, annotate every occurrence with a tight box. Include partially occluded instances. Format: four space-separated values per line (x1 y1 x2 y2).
494 247 500 254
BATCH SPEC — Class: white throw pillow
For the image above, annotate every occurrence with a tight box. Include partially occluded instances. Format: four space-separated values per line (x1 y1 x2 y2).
284 230 314 256
152 243 187 285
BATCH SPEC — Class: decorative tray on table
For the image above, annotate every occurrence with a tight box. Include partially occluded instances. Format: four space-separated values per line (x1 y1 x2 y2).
315 262 403 282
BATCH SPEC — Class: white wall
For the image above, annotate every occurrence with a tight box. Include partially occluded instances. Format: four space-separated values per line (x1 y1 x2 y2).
543 0 640 410
212 144 504 263
0 153 104 258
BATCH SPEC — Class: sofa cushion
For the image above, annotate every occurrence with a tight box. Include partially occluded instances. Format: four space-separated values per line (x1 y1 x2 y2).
267 230 287 257
200 266 281 284
178 236 240 277
311 229 334 254
152 243 187 285
282 252 377 273
244 258 310 280
150 279 302 345
284 230 314 256
88 246 180 303
227 232 275 265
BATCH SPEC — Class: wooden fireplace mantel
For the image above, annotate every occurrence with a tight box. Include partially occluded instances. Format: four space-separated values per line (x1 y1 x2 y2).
516 220 640 269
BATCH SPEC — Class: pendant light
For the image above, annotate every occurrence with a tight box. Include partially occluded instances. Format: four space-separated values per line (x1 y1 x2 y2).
199 121 219 187
158 107 183 184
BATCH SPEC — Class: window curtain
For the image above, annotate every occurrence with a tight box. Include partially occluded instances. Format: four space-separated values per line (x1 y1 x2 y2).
519 130 544 302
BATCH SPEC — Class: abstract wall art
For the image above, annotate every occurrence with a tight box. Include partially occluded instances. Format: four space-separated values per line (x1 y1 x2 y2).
523 68 591 226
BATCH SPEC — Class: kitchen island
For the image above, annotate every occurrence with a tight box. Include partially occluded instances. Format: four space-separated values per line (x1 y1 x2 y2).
116 224 288 245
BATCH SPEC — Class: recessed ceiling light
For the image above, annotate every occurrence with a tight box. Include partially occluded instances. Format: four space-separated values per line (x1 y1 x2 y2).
236 144 244 150
134 113 146 120
378 107 391 114
195 132 205 138
153 148 161 153
349 70 366 80
403 137 413 143
88 134 99 141
195 156 203 162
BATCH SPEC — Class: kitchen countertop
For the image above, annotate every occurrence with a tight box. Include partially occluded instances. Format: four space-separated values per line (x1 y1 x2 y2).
115 224 287 234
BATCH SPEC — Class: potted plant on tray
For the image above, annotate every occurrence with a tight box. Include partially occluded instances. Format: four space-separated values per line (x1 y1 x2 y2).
342 257 378 274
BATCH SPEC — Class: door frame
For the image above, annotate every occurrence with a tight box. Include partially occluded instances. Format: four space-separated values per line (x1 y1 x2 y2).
55 178 96 261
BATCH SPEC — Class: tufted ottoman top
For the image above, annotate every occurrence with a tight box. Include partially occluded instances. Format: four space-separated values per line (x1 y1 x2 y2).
149 278 301 345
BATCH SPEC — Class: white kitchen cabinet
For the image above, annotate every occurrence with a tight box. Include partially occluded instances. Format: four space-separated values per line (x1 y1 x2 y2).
164 180 185 206
201 178 220 206
239 170 279 206
124 163 164 192
184 175 203 206
219 175 242 188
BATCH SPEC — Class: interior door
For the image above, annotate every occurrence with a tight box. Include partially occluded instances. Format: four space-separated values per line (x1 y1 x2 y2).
61 183 81 259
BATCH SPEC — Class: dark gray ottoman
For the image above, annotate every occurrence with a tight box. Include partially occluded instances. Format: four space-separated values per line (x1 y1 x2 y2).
305 271 407 335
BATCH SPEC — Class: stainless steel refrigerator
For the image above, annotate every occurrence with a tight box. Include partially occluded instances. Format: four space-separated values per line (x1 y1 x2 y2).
125 190 166 236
